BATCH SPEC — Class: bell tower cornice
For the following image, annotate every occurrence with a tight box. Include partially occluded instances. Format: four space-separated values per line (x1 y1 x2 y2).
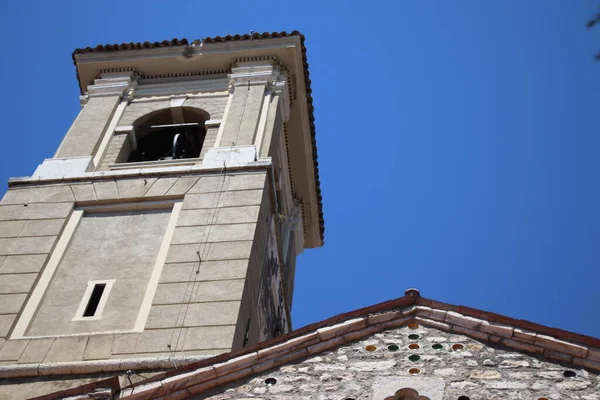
80 72 139 106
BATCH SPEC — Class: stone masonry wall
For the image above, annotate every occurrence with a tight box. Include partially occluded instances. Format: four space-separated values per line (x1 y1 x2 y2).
56 96 121 158
201 324 600 400
0 170 269 366
118 95 228 127
98 95 229 169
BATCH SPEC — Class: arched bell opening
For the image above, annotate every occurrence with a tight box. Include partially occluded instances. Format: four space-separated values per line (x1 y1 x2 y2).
127 107 209 163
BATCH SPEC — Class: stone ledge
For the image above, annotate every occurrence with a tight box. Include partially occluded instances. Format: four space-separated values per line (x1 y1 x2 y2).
8 159 273 188
0 355 209 378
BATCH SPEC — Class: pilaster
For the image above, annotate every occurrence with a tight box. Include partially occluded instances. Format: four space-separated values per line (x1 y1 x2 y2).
218 62 289 148
55 72 138 160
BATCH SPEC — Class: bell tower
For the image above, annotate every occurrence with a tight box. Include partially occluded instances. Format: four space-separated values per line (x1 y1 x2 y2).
0 33 323 373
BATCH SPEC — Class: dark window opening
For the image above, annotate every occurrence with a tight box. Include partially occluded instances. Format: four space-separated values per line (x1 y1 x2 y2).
126 107 209 163
83 283 106 317
128 123 205 162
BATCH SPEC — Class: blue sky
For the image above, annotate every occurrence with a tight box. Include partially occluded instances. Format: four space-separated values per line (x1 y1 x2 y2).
1 1 599 337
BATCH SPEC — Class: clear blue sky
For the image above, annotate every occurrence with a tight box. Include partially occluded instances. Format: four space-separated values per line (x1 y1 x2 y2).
1 1 599 337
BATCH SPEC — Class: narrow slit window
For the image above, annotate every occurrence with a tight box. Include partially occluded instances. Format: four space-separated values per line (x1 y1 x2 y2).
83 284 106 317
73 279 115 321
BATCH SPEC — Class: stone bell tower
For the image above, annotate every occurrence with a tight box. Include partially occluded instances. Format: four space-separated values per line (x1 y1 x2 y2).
0 32 323 372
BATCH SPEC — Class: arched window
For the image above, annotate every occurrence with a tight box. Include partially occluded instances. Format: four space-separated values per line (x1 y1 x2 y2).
128 107 209 163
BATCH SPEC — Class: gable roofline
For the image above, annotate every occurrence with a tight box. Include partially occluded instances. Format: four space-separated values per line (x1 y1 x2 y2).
33 289 599 399
70 31 324 244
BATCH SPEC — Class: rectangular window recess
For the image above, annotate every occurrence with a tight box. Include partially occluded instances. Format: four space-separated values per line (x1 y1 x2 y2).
83 284 106 317
72 279 115 321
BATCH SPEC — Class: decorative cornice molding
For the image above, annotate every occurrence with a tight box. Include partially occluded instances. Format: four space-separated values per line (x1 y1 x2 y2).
86 72 138 98
228 61 281 87
135 77 229 97
8 159 273 187
73 36 300 64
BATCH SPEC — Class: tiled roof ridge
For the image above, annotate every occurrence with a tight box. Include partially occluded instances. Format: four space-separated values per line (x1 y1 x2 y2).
70 31 325 243
22 290 600 399
113 293 600 399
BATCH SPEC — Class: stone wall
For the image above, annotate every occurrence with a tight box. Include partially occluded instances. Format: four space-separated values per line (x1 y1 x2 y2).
201 324 600 400
118 95 229 126
56 96 121 158
97 94 229 169
0 170 275 366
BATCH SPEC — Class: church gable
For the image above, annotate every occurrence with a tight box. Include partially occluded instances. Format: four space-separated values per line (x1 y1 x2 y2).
111 291 599 400
199 323 599 400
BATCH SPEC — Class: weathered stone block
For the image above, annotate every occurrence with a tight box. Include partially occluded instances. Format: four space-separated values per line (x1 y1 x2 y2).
206 241 253 261
136 328 182 353
0 314 16 337
167 177 200 196
219 190 263 208
0 221 25 238
226 173 267 191
0 339 29 361
57 95 120 158
171 226 210 245
0 255 47 274
44 336 88 362
206 223 256 242
3 186 73 204
176 209 213 227
0 273 37 294
181 193 215 210
83 334 113 360
183 302 240 327
144 177 180 197
0 205 25 221
0 236 56 255
116 178 155 199
93 180 118 200
70 183 96 202
19 219 64 237
160 260 248 283
20 203 72 220
111 333 139 355
182 190 263 210
18 338 55 364
165 244 205 264
216 206 260 224
188 175 230 194
182 326 235 351
144 305 185 329
0 294 27 314
154 280 245 305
